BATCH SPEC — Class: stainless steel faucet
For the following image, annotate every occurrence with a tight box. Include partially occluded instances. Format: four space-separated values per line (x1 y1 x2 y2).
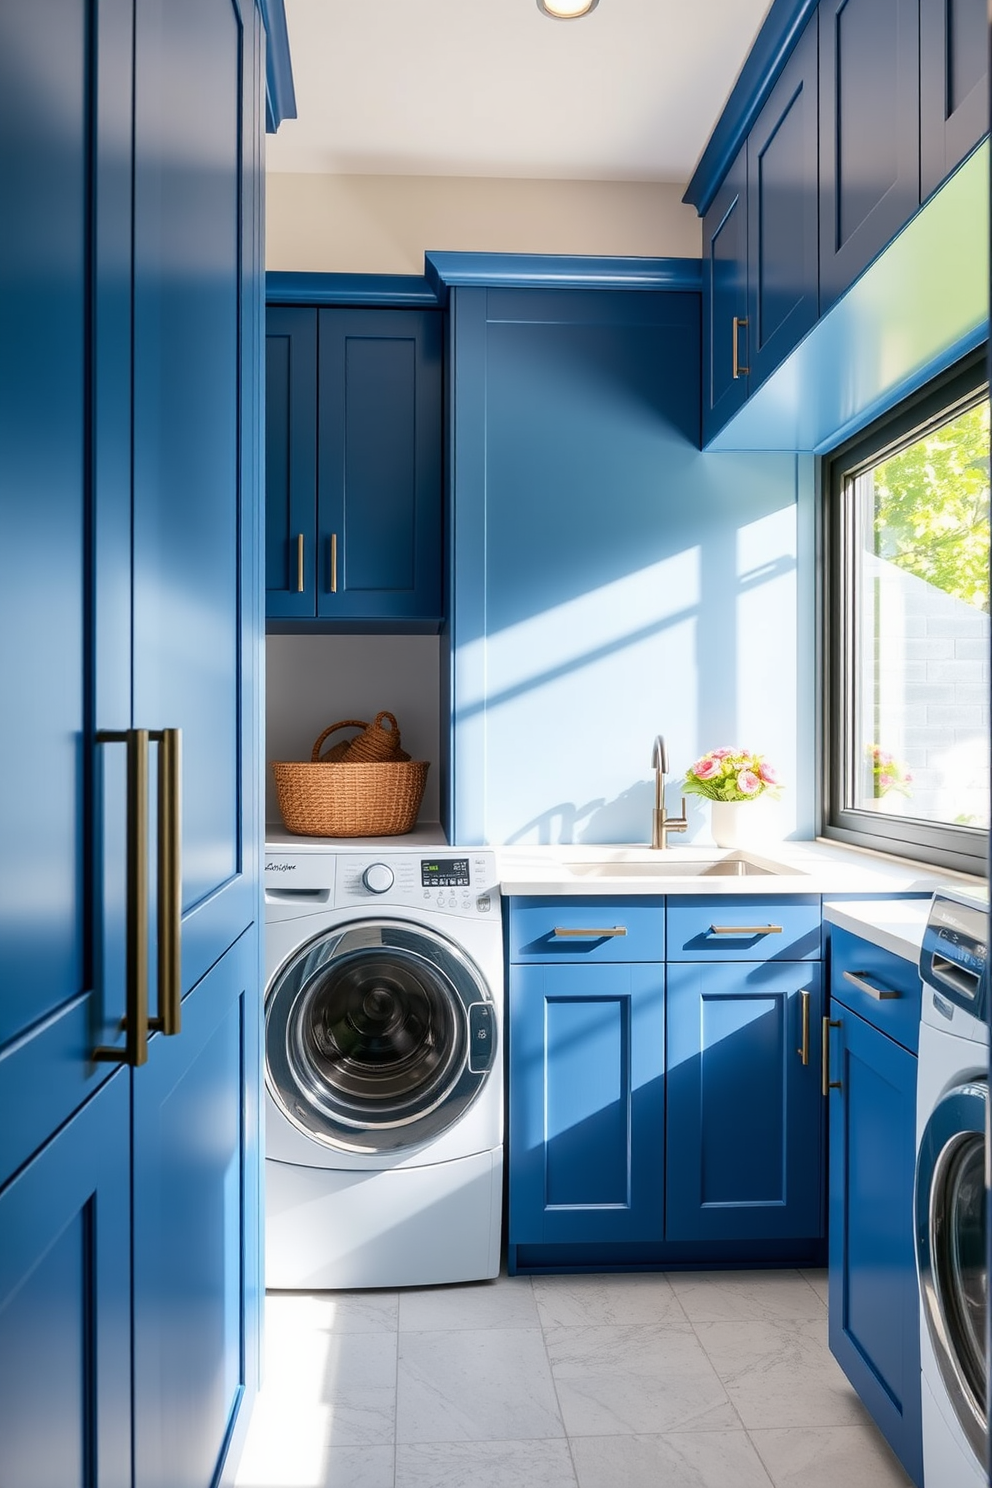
651 735 688 849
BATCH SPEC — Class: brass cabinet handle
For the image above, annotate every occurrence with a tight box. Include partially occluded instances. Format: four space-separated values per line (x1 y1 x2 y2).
822 1016 843 1097
95 729 150 1068
732 315 750 378
709 924 783 935
842 969 900 1001
330 532 338 593
552 926 628 938
296 533 305 593
797 988 810 1066
149 728 182 1036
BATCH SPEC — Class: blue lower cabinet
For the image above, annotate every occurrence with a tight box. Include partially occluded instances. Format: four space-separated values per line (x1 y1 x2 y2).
666 961 823 1242
827 999 922 1485
0 1071 131 1488
133 935 255 1488
508 962 665 1247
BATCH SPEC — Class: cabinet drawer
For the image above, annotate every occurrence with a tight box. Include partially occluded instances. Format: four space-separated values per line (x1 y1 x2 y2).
828 926 922 1055
507 897 664 963
666 895 821 961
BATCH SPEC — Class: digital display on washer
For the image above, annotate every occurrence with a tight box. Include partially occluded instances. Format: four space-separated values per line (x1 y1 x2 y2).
421 858 470 888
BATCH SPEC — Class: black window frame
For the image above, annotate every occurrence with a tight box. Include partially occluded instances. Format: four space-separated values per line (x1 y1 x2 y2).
820 350 990 877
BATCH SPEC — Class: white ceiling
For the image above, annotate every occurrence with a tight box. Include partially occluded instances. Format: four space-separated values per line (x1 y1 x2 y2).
267 0 774 183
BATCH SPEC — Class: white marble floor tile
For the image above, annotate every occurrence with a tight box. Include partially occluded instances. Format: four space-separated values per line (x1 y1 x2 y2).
395 1438 578 1488
545 1323 738 1437
571 1429 775 1488
396 1326 565 1443
323 1388 398 1448
238 1441 396 1488
799 1269 829 1307
750 1422 914 1487
532 1272 685 1329
319 1332 398 1396
692 1316 865 1430
263 1289 399 1337
399 1273 540 1331
669 1270 827 1324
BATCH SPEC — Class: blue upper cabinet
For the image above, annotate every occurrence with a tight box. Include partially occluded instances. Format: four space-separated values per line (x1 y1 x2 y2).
746 13 819 389
265 305 444 629
266 308 318 618
317 309 443 624
702 146 749 441
919 0 988 201
818 0 921 312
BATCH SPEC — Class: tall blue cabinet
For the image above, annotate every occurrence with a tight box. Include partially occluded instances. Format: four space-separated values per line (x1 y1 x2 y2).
0 2 272 1484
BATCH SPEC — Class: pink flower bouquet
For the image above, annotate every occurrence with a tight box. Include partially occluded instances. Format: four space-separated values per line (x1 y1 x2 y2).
683 747 782 803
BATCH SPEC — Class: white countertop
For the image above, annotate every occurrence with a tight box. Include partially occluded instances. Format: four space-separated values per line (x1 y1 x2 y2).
821 897 934 963
495 836 983 899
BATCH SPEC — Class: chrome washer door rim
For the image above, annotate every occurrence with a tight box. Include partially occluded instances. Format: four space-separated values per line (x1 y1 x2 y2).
266 918 495 1155
915 1079 988 1463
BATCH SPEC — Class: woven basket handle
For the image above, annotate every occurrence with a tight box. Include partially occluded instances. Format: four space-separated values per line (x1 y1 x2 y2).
370 711 400 740
311 720 368 762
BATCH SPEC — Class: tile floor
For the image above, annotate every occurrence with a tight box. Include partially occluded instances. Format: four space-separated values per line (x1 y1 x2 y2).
234 1268 913 1488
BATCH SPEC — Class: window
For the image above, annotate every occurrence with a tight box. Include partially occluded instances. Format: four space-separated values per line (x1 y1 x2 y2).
823 358 990 875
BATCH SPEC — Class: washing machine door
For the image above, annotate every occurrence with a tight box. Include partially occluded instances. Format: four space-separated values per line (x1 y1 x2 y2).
915 1079 988 1464
265 919 496 1155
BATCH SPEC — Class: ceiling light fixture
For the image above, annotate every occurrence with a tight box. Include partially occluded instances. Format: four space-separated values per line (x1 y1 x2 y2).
536 0 599 18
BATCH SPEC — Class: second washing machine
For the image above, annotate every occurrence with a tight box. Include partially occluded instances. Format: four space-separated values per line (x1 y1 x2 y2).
263 843 503 1290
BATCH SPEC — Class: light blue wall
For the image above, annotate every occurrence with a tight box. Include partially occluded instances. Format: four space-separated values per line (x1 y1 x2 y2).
448 287 817 846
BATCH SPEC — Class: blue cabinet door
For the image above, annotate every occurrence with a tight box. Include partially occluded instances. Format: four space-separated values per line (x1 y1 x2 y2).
508 962 665 1246
666 961 823 1242
133 934 257 1488
0 0 134 1190
920 0 988 200
827 1002 923 1485
316 308 443 622
0 1072 131 1488
819 0 921 311
702 146 749 440
266 308 318 618
132 0 260 987
746 12 818 390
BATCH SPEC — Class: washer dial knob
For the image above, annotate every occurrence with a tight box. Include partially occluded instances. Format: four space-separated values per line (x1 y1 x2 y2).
362 862 394 895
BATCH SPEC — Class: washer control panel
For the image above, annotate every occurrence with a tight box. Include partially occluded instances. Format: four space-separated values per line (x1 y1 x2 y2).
334 850 500 917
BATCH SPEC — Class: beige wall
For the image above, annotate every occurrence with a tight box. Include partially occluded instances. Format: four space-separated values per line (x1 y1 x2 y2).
265 172 701 274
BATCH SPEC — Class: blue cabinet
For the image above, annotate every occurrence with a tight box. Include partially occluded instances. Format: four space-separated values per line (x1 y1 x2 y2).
0 1072 131 1488
667 960 823 1241
920 0 988 200
746 12 819 390
702 146 749 440
507 895 827 1271
508 962 666 1248
0 0 265 1482
827 928 923 1486
818 0 921 311
266 308 318 618
264 306 443 628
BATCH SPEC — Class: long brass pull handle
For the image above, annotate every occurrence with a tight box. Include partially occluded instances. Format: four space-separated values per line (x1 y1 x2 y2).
330 532 338 593
709 924 783 936
842 969 900 1002
296 533 305 593
822 1016 843 1097
95 729 150 1068
797 989 810 1066
552 926 628 939
150 728 182 1036
732 315 750 378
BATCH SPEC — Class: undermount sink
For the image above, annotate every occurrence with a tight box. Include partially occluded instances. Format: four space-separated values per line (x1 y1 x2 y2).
562 852 803 879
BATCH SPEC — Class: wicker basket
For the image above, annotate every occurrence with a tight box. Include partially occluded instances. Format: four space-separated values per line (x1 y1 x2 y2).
272 719 428 837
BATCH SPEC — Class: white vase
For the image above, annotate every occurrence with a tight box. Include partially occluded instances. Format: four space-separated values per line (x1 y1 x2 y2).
710 797 779 850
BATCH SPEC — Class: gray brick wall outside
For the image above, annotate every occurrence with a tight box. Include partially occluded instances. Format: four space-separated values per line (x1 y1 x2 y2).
866 556 989 827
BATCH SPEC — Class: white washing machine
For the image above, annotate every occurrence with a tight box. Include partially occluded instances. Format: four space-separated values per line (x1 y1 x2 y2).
263 839 503 1289
916 887 989 1487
